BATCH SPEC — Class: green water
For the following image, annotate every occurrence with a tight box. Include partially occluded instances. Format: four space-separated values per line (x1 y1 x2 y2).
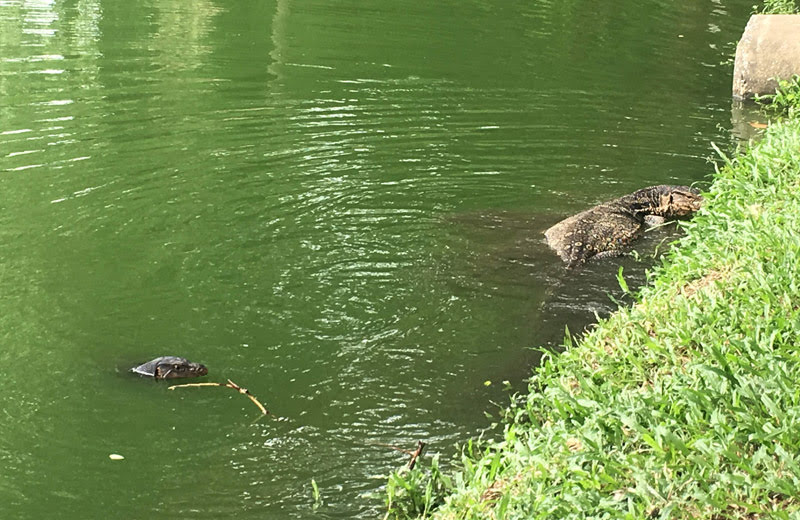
1 0 752 517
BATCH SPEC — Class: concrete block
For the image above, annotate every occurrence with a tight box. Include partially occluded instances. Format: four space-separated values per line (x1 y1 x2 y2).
733 14 800 100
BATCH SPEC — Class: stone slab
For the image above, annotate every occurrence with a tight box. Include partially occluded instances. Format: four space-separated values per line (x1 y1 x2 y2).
733 14 800 100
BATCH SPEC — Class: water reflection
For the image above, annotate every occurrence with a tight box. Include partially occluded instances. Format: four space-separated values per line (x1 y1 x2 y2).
150 0 220 72
70 0 102 45
730 100 769 145
21 0 58 37
0 0 105 174
269 0 289 80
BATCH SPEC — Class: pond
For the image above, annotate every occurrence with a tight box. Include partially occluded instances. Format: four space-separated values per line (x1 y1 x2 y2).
0 0 754 517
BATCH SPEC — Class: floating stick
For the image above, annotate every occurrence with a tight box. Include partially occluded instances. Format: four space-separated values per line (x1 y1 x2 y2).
371 440 426 470
407 441 425 470
168 379 269 415
168 382 220 388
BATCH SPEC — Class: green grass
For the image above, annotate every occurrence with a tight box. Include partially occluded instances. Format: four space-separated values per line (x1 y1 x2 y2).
756 0 799 14
756 75 800 119
384 84 800 520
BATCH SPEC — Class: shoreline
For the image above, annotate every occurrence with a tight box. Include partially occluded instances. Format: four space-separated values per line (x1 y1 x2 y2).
386 23 800 520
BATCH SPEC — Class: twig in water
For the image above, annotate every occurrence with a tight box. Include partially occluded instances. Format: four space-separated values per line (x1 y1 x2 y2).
407 441 425 470
369 442 415 455
370 441 426 469
168 379 269 415
167 382 220 388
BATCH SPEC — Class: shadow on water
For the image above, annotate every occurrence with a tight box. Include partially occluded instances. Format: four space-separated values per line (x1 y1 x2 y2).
730 100 769 146
446 208 692 383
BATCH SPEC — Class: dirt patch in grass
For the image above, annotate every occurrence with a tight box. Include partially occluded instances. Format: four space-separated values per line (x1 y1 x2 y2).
679 268 730 299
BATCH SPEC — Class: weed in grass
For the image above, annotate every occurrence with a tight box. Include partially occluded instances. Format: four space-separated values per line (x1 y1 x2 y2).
755 75 800 119
755 0 799 13
311 478 322 511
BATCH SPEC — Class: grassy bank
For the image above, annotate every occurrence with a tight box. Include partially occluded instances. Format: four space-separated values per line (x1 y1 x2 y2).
385 90 800 518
